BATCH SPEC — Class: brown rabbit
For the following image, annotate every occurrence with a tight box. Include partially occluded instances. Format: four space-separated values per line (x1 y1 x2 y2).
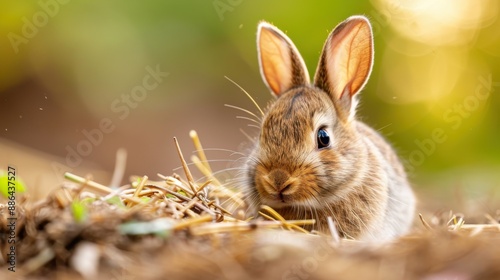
243 16 416 241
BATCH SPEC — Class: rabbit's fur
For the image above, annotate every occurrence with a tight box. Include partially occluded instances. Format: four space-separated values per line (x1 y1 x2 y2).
243 16 415 241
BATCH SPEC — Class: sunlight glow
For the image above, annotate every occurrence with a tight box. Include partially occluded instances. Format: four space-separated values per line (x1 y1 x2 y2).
371 0 498 104
372 0 498 46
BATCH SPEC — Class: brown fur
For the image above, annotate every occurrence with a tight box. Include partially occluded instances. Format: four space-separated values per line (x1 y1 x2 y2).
244 16 415 241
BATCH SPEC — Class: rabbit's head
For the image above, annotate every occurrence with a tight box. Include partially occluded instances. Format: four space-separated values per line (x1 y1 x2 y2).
245 16 374 213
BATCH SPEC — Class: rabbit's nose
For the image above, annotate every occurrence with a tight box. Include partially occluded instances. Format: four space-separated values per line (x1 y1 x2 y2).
267 169 292 193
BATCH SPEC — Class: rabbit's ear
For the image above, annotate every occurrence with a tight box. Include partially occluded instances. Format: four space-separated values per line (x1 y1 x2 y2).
257 21 310 97
314 16 373 122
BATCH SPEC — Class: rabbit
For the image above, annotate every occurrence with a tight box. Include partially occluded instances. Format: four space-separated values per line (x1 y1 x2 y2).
242 15 416 241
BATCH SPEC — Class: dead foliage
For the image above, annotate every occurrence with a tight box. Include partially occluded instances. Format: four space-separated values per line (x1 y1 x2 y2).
1 131 499 280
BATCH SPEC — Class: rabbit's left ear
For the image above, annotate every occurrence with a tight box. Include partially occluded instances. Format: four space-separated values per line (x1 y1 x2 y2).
257 21 310 97
314 16 373 122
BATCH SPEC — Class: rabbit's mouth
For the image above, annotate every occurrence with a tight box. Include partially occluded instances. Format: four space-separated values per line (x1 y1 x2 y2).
258 186 323 210
260 194 295 209
258 184 295 208
260 197 321 210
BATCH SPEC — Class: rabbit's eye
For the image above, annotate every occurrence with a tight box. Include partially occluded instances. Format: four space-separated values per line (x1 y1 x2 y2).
317 128 330 149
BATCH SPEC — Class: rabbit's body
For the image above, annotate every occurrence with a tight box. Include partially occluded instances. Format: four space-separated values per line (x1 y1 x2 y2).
243 16 415 241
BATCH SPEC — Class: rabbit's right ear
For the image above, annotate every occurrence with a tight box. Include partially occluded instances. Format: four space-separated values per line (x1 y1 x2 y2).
314 16 373 122
257 21 310 97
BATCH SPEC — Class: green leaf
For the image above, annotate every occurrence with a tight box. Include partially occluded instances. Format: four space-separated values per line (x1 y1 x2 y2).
106 195 127 209
71 200 88 223
0 171 27 198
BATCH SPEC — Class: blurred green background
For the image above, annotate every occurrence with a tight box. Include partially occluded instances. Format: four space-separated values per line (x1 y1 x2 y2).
0 0 499 201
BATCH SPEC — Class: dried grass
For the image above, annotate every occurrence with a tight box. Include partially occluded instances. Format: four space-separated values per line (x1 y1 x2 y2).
1 131 499 280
